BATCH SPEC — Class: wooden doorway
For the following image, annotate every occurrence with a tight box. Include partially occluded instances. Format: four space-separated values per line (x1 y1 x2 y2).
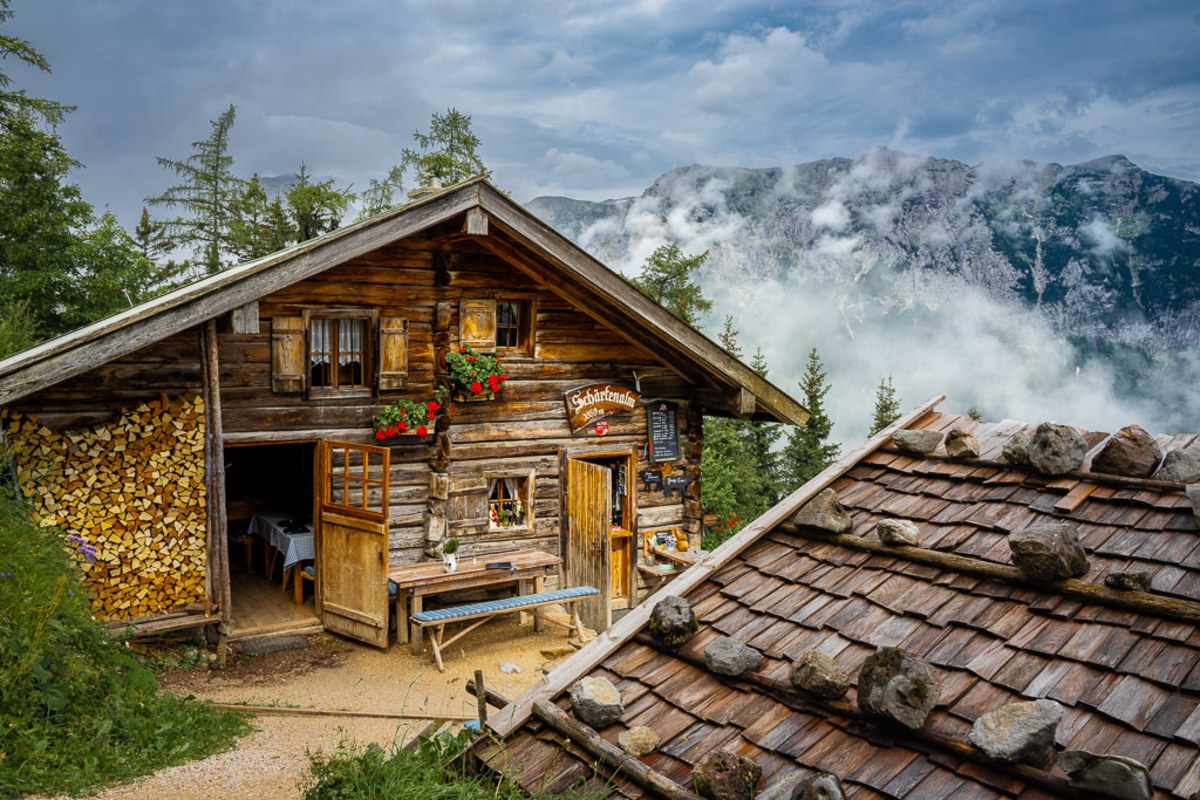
317 440 391 648
564 449 636 633
224 441 319 638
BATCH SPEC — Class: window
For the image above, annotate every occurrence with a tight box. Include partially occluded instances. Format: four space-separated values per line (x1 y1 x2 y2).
496 302 521 348
271 311 408 395
460 298 535 356
488 476 530 529
310 317 369 389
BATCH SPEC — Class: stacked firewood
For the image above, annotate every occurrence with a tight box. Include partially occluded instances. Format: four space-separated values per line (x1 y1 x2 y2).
4 394 208 620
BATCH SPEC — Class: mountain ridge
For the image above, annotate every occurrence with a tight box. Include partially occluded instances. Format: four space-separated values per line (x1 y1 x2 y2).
527 148 1200 436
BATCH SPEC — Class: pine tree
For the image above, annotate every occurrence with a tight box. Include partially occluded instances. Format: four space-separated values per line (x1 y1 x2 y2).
401 108 488 187
780 347 840 493
869 374 902 435
967 405 984 422
356 165 405 220
748 346 783 503
147 104 244 275
630 243 713 326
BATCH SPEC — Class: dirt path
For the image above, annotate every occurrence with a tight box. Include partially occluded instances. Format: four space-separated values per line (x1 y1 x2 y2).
71 619 574 799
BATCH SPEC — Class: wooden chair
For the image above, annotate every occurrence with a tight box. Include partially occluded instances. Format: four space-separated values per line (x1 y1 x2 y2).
227 499 258 572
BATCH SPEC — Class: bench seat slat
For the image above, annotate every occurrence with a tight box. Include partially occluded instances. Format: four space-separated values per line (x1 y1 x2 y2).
411 586 599 625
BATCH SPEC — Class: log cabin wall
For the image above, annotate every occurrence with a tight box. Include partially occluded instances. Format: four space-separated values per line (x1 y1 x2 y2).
3 228 705 605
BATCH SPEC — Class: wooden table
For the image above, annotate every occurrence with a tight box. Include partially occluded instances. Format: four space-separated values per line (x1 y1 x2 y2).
388 548 562 656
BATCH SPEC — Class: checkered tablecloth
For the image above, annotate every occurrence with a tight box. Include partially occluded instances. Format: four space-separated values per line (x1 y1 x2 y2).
249 512 314 571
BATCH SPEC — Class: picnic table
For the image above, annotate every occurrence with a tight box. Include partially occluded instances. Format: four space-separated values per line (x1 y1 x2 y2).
388 548 562 656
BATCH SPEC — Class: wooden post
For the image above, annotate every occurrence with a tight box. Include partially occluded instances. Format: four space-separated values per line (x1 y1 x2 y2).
474 669 488 726
200 319 230 667
531 698 702 800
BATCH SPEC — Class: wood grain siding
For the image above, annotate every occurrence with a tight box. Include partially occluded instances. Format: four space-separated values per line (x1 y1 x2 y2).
6 227 705 573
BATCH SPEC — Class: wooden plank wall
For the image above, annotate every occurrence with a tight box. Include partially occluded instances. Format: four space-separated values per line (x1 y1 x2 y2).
7 232 705 578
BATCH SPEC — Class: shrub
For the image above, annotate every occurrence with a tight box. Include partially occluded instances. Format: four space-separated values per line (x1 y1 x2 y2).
0 491 248 796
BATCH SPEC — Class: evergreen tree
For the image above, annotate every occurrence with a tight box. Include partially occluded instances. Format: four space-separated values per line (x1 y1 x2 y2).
0 5 169 347
630 243 713 326
748 346 783 503
869 374 902 435
401 107 488 187
0 0 71 125
0 107 90 339
701 318 771 546
780 347 841 492
284 162 353 241
356 165 405 220
133 207 171 263
967 405 984 422
147 104 244 274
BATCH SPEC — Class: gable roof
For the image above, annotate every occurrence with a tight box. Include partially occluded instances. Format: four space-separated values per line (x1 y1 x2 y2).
479 400 1200 798
0 178 808 426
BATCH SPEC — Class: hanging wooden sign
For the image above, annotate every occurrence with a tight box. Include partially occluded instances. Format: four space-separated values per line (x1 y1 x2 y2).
563 383 640 433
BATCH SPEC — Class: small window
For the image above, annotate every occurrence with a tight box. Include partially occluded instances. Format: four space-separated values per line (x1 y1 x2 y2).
460 298 535 356
310 317 369 389
488 476 530 529
496 302 521 348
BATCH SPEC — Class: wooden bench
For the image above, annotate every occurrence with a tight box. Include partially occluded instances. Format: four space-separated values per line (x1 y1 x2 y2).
410 585 599 671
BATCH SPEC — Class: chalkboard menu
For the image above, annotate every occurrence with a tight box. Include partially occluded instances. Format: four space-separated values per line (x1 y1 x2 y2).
647 402 680 463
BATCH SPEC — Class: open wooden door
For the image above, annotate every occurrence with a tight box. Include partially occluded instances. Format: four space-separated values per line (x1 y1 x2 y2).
318 440 390 648
566 459 612 632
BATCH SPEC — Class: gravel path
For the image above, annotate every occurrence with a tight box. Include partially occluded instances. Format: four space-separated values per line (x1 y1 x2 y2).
58 619 574 799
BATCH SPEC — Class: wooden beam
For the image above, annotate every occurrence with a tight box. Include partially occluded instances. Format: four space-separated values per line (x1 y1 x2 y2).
487 396 944 738
777 522 1200 625
209 704 474 722
200 319 231 665
531 699 702 800
464 207 489 236
230 300 259 334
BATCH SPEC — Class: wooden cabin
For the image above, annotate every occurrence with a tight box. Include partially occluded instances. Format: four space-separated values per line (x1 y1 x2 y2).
0 178 808 650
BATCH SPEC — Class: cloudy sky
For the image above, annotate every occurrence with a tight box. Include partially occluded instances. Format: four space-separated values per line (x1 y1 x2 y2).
8 1 1200 232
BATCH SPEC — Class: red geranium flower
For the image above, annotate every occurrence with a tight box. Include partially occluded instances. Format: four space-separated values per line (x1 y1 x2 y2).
374 430 386 441
487 374 500 391
467 355 475 363
416 425 428 438
397 421 407 433
470 381 483 394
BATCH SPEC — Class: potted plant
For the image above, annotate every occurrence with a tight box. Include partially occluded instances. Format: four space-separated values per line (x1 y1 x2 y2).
444 344 506 401
372 398 440 441
440 536 461 573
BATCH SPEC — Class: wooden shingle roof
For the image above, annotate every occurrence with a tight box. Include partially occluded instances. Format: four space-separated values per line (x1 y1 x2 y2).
479 401 1200 798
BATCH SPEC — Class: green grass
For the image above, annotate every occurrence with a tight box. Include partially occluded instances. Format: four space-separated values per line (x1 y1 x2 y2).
0 490 249 798
302 728 602 800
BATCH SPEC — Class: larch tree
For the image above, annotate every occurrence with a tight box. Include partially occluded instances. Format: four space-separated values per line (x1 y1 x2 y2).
869 374 902 435
780 347 840 492
146 104 243 275
630 243 713 326
401 107 488 187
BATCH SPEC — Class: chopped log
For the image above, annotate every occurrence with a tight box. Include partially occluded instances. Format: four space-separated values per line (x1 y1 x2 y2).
208 703 474 722
531 698 701 800
474 669 489 725
5 393 209 622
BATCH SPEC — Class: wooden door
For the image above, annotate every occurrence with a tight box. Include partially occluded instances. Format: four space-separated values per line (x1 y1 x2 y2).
318 440 391 648
566 459 612 632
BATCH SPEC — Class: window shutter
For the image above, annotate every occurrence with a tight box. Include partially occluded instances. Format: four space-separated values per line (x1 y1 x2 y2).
377 316 409 391
271 316 306 393
459 299 496 350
